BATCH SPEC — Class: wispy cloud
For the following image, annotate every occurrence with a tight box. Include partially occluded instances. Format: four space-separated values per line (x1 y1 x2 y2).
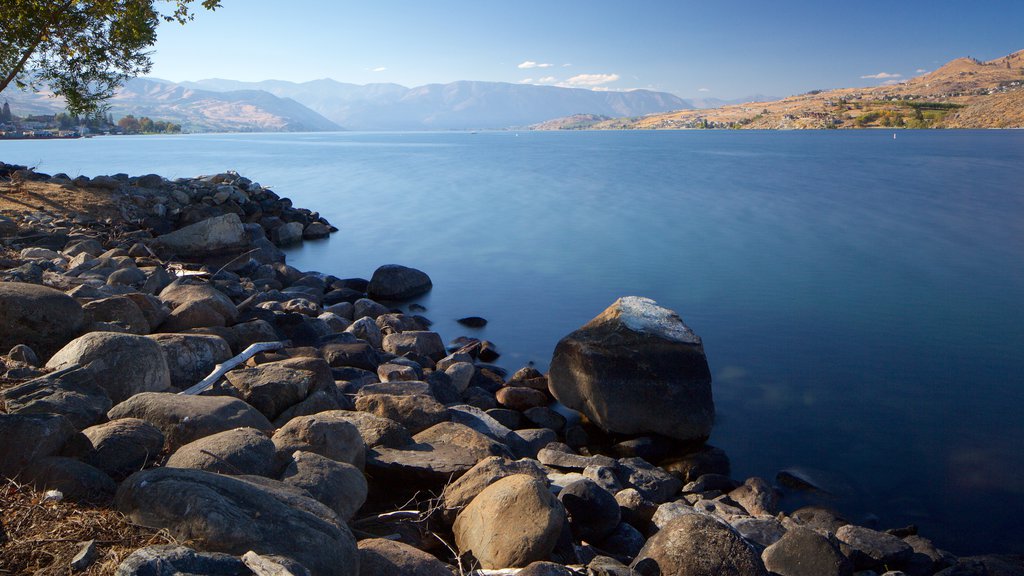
881 79 905 86
518 61 553 69
860 72 902 79
371 66 387 72
915 68 928 74
564 73 620 87
520 76 562 86
698 87 710 92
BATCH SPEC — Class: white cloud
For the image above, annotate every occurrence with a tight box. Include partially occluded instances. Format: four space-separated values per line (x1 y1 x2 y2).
371 67 387 72
562 63 572 67
860 72 902 79
518 61 553 69
916 68 928 74
520 76 560 86
564 73 620 87
698 87 710 92
519 78 534 84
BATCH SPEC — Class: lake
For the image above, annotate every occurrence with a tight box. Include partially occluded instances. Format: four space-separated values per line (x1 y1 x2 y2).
4 129 1023 554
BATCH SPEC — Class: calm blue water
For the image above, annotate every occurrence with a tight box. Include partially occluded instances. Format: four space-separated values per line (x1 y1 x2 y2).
4 130 1023 554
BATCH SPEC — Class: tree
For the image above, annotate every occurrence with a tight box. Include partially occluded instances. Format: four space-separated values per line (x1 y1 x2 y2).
0 101 11 122
117 114 141 133
0 0 220 115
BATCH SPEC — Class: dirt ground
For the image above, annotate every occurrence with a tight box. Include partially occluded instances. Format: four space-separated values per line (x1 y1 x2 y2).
0 180 124 222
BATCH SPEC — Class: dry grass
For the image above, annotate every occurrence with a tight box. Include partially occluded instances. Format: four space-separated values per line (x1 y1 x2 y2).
0 180 123 222
0 479 178 575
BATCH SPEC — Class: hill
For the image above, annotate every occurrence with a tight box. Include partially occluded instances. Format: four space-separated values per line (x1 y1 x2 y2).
537 50 1024 130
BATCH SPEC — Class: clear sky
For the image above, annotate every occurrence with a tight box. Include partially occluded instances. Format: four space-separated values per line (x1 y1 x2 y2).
150 0 1024 99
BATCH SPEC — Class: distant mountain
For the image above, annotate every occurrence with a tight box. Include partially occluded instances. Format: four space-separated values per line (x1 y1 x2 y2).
687 94 779 109
1 78 341 132
182 78 692 130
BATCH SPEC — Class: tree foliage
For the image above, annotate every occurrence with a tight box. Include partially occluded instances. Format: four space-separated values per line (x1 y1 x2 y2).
0 0 220 115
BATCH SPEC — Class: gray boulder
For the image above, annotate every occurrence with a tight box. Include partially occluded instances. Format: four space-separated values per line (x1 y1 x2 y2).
442 456 549 517
368 421 513 487
0 281 84 359
631 513 767 576
1 366 112 429
761 526 853 576
224 363 316 421
354 392 448 434
149 333 232 390
271 411 366 470
548 296 714 441
454 474 566 569
152 213 250 257
82 296 150 334
382 331 446 362
835 524 913 571
72 418 165 480
114 545 246 576
107 392 272 451
45 331 171 404
358 538 451 576
367 264 433 301
281 451 368 522
559 478 622 543
158 279 239 325
316 410 413 448
20 456 116 501
0 413 76 478
115 467 358 576
166 427 275 476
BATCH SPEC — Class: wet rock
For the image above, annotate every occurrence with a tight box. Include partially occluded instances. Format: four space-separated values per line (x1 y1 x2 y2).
271 411 366 471
165 427 275 476
835 524 914 571
457 316 487 328
149 333 231 389
107 392 272 452
0 281 85 359
0 413 76 477
548 296 714 442
632 513 767 576
20 456 116 501
45 331 171 404
454 474 566 569
559 478 622 543
358 538 451 576
71 418 165 480
367 264 432 301
1 366 112 429
788 505 849 533
281 451 367 522
761 526 853 576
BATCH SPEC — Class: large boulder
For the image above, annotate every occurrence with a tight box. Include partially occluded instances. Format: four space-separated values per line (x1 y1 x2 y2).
367 264 432 301
453 474 566 569
0 413 76 478
20 456 116 501
158 279 239 325
149 333 232 390
45 332 171 404
281 451 368 522
271 411 366 471
358 538 452 576
224 363 317 421
151 213 250 258
631 514 767 576
442 456 549 518
548 296 714 442
114 545 248 576
82 296 150 335
165 427 275 476
761 526 853 576
368 421 513 487
71 418 165 480
354 392 448 435
1 366 112 429
558 478 621 543
0 282 84 359
115 467 358 576
107 392 272 451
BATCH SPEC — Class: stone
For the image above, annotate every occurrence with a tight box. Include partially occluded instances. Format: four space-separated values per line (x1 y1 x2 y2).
303 222 332 240
358 538 451 576
598 522 647 562
107 266 148 288
19 456 116 501
114 545 246 576
354 298 391 320
271 411 366 470
73 418 165 480
523 406 566 432
45 331 171 404
788 506 849 533
124 292 171 332
7 343 40 366
454 474 566 569
449 404 530 455
729 517 786 551
160 300 227 331
282 451 368 522
1 366 112 429
224 363 317 421
270 221 304 245
231 319 280 350
445 362 475 393
159 279 238 325
518 561 575 576
729 476 780 516
70 539 98 571
165 427 275 476
107 392 272 452
652 500 701 530
548 296 714 441
442 456 549 517
115 467 358 576
0 281 84 359
835 524 914 571
632 513 767 576
382 331 446 362
615 488 657 530
0 413 76 478
346 316 384 348
496 385 550 411
355 393 448 434
617 457 684 504
537 447 617 471
322 341 381 371
377 362 420 382
584 464 623 493
559 478 622 543
761 526 853 576
83 296 149 334
152 213 250 257
368 421 513 487
515 428 558 458
313 409 412 448
149 333 232 389
367 264 433 301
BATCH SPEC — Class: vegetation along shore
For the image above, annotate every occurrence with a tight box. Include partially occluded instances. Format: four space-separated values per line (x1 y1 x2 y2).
1 163 1021 575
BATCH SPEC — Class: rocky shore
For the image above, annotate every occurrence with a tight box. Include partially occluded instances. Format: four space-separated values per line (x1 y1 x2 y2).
1 162 1020 576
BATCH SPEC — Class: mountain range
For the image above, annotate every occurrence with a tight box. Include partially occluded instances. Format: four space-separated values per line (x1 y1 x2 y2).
1 77 691 132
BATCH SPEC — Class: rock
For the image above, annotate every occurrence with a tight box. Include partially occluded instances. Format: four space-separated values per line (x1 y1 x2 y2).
355 393 448 434
224 363 317 421
159 279 238 325
835 524 914 571
165 427 275 476
82 296 149 334
271 411 366 471
124 292 171 332
615 488 657 530
559 478 622 543
72 418 165 480
152 213 249 257
346 316 384 348
616 457 685 504
761 526 853 576
382 331 446 362
115 467 358 576
114 545 247 576
367 264 433 301
517 561 575 576
454 474 566 569
445 362 475 393
496 385 550 411
7 343 40 366
149 333 232 389
683 473 741 494
598 522 647 562
788 506 849 533
271 221 304 245
160 300 227 331
934 556 1024 576
449 404 530 455
548 296 714 441
442 456 549 517
537 447 616 471
282 451 368 522
523 406 566 432
354 298 390 320
632 513 767 576
729 476 779 516
0 282 85 359
358 538 452 576
20 456 116 501
0 214 19 236
309 410 413 449
107 392 272 452
584 464 623 493
729 517 786 551
368 421 513 487
651 501 700 530
45 331 171 404
1 366 112 429
0 413 76 478
322 341 381 371
303 222 332 240
70 539 98 571
515 428 558 458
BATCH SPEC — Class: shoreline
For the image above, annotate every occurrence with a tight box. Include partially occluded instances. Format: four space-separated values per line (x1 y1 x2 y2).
1 162 1019 575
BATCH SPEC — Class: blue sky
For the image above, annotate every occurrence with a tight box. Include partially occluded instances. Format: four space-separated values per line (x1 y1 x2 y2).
151 0 1024 99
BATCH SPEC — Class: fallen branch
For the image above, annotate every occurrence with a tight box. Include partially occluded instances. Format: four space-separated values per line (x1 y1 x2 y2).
179 341 287 395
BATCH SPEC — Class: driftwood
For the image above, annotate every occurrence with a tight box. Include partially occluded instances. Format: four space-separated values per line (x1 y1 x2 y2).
179 341 286 395
241 551 296 576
